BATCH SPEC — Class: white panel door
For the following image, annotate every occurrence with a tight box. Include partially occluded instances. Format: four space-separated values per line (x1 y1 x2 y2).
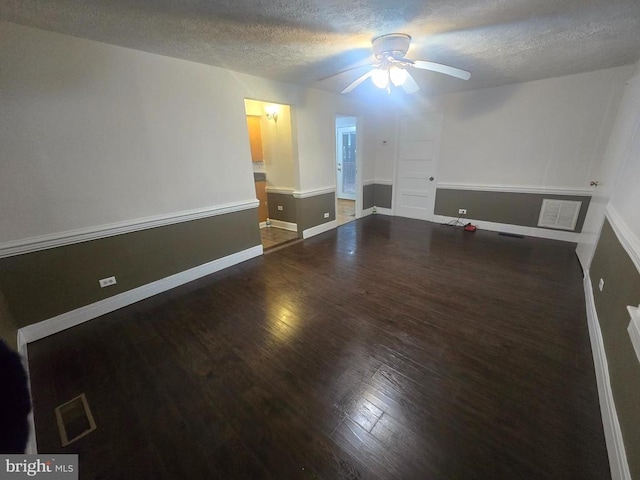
395 113 443 221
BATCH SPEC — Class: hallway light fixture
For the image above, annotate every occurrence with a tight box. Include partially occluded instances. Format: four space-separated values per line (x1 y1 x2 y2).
265 105 279 123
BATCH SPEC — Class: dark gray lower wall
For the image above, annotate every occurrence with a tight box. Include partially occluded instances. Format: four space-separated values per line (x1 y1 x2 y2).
374 184 393 209
0 291 17 350
434 189 591 232
295 193 335 235
590 219 640 478
267 192 297 223
363 183 393 210
363 184 375 210
0 208 261 328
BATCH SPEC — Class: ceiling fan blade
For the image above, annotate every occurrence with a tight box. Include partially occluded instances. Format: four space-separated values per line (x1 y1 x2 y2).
318 64 372 82
341 70 373 94
401 71 420 94
413 60 471 80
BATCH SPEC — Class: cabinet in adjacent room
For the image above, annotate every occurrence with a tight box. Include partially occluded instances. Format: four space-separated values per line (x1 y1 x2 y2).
246 115 263 162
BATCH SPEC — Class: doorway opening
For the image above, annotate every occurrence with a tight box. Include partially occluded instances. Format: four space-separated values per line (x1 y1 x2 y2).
335 116 358 226
244 99 299 251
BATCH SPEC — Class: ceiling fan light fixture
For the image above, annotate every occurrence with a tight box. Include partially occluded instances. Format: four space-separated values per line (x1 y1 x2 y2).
389 67 408 87
371 68 389 89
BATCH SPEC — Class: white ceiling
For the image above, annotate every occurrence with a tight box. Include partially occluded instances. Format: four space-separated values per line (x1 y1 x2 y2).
2 0 640 96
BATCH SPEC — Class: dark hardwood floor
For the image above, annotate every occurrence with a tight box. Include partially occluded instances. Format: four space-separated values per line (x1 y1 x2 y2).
27 216 610 479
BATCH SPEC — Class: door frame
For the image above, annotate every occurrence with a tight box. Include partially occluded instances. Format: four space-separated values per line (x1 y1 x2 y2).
336 125 357 200
334 115 362 220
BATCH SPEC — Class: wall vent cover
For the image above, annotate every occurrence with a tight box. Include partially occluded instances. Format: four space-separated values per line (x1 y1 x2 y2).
55 393 97 447
537 199 581 231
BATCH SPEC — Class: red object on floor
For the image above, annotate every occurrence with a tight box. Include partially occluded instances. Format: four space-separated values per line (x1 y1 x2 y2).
464 223 477 232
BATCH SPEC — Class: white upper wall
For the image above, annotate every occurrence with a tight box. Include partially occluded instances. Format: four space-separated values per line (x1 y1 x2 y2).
0 21 374 244
371 113 398 182
0 21 255 242
609 61 640 242
576 60 640 267
372 66 632 190
434 66 631 190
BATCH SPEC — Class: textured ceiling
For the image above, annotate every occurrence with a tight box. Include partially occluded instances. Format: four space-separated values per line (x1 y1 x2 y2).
2 0 640 96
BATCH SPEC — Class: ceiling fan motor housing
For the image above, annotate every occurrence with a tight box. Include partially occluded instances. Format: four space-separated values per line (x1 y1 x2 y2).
372 33 412 60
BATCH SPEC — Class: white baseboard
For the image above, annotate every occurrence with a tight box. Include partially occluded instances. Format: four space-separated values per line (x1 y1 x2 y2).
374 207 394 216
268 219 298 232
433 215 581 242
584 271 631 480
17 245 263 344
303 220 337 239
362 206 393 217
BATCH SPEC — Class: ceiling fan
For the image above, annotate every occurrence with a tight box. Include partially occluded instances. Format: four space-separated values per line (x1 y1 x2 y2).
331 33 471 94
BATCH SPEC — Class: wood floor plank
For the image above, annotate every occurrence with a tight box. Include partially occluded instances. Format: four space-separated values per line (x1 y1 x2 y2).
27 216 610 479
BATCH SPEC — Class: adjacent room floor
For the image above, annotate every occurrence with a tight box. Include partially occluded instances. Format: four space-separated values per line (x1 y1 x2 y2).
337 198 355 226
27 216 610 479
259 225 299 251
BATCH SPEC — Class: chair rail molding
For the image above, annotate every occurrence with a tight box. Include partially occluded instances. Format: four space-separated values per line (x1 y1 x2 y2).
436 182 593 196
0 199 259 259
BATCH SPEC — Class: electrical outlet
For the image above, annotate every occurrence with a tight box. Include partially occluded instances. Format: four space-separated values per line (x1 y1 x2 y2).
277 205 283 211
599 278 605 291
458 209 467 215
99 276 117 288
323 212 330 218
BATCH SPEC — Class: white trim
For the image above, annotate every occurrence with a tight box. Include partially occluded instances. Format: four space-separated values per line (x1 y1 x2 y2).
606 204 640 274
16 331 37 454
363 180 394 186
628 305 640 366
265 187 295 195
374 207 394 216
436 182 593 197
259 221 267 229
293 187 336 199
355 117 364 220
268 220 298 232
362 207 394 216
432 215 581 242
302 220 337 239
17 245 263 344
584 272 632 480
0 200 260 259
